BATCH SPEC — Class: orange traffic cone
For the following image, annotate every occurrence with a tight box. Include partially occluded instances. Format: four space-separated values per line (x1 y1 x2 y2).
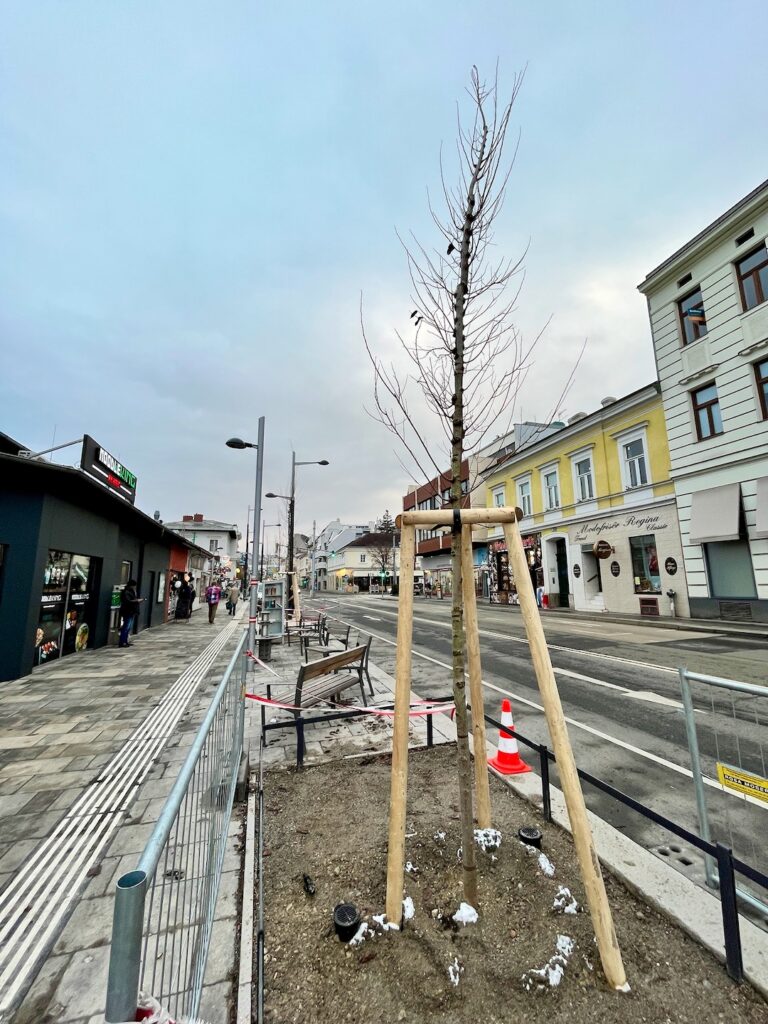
488 699 531 775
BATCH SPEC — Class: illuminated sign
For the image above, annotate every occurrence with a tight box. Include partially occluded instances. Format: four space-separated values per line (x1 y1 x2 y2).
80 435 137 504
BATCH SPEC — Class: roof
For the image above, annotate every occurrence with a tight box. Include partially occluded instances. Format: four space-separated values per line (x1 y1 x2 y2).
0 452 210 558
343 532 396 548
484 382 660 479
164 519 238 537
0 431 25 456
638 177 768 290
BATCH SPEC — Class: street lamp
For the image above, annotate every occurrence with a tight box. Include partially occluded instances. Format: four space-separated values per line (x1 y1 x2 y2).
225 420 264 671
260 522 280 579
268 451 329 613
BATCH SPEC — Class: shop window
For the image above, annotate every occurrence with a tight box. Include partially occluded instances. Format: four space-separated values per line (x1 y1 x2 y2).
691 382 723 440
543 470 560 510
574 457 594 501
36 549 99 665
705 540 757 599
492 485 505 508
622 437 648 489
518 479 532 517
737 242 768 312
678 287 708 345
755 359 768 420
629 535 661 594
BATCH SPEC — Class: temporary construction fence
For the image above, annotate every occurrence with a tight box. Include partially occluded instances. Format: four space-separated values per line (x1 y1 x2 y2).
105 631 247 1023
679 667 768 920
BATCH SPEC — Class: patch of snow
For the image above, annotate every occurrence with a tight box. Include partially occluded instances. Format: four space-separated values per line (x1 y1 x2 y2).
371 913 400 932
348 922 369 946
553 886 579 915
405 831 417 838
433 829 446 843
405 861 418 874
537 852 555 877
474 828 501 853
616 981 632 993
452 902 478 926
520 841 537 856
402 897 415 922
447 957 463 987
522 934 574 992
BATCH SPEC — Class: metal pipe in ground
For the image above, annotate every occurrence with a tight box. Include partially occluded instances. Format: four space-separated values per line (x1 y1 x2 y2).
105 869 148 1023
678 667 716 888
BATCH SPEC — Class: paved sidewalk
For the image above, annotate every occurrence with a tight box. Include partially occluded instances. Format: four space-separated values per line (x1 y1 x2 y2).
0 608 247 1024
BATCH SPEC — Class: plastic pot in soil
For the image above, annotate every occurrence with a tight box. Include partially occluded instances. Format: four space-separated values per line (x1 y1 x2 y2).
333 903 361 942
518 826 543 849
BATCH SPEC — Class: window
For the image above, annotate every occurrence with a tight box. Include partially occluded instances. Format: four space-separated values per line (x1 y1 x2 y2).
209 539 218 552
360 554 366 563
492 486 505 508
678 287 708 345
737 243 768 311
518 479 532 517
622 438 648 488
692 382 723 440
629 535 661 594
442 488 450 503
756 359 768 419
543 470 559 510
574 457 594 501
705 541 757 599
460 478 469 495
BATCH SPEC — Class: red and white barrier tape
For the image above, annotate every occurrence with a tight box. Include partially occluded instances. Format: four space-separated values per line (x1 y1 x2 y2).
245 691 454 718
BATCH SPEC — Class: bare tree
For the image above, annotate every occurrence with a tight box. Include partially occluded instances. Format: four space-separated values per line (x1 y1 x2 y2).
363 66 546 906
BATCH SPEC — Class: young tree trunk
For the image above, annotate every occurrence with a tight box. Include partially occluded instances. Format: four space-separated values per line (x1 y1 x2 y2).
450 119 488 907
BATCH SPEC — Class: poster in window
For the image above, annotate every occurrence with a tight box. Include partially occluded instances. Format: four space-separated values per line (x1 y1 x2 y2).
62 554 96 656
36 550 71 664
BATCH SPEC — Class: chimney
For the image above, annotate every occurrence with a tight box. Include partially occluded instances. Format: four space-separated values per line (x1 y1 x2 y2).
153 510 161 522
182 515 193 522
568 412 588 425
600 396 617 407
193 513 204 523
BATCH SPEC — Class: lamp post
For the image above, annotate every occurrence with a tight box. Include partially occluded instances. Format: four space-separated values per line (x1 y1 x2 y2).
226 418 265 672
260 523 280 580
267 451 328 614
242 505 254 590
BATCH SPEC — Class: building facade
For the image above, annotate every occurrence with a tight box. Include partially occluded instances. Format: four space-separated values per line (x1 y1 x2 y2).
483 384 690 618
162 514 240 594
312 520 372 591
326 532 421 592
639 180 768 621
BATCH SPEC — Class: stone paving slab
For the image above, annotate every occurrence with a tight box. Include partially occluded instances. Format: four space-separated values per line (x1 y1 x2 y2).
1 608 247 1024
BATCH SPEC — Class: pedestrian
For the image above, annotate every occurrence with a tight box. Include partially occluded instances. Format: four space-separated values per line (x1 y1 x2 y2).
227 581 240 616
119 579 145 648
206 579 222 623
187 576 196 618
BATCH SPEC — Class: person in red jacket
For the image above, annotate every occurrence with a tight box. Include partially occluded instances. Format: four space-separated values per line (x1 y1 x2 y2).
205 580 222 623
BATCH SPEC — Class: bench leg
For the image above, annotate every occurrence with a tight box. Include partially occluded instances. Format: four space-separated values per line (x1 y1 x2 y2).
366 665 374 698
296 717 305 768
359 669 368 707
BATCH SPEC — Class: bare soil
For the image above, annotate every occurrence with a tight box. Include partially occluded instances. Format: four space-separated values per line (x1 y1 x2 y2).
260 746 766 1024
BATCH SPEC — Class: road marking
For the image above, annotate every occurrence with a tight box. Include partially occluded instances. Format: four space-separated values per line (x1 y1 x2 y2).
627 691 685 709
363 615 382 621
317 607 765 810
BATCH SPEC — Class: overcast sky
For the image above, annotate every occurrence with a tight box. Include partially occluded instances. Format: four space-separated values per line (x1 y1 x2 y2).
2 2 767 547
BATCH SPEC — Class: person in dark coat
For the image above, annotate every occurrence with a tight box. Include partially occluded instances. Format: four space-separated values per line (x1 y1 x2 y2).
119 580 144 648
174 577 194 621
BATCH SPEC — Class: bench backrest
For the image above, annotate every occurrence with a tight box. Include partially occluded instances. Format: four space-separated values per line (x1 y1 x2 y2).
295 643 366 709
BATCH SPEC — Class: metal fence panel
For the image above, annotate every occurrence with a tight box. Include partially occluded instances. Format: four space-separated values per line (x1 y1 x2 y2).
679 668 768 919
106 632 247 1022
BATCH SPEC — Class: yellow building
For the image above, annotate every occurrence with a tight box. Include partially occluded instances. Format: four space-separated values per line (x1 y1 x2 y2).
483 382 690 618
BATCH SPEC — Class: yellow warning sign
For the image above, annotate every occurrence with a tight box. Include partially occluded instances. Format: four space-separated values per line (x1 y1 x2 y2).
716 762 768 804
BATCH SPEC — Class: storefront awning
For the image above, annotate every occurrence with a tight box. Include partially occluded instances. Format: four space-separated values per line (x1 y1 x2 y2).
755 477 768 539
688 483 741 544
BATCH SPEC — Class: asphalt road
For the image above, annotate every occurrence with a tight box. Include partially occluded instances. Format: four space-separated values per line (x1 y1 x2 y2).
306 592 768 925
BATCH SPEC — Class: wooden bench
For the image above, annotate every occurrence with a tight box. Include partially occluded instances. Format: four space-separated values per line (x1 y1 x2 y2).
261 642 369 765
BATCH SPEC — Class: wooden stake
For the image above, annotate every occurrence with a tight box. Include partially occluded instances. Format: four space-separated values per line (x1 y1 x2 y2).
385 523 416 923
460 525 491 829
502 520 627 991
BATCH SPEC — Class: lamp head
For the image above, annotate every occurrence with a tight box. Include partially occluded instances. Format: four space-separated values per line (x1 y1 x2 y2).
226 437 248 450
318 460 330 466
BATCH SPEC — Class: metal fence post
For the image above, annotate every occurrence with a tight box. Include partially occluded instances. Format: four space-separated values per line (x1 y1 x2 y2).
539 744 552 823
105 869 148 1022
426 713 434 749
678 667 716 887
716 843 744 983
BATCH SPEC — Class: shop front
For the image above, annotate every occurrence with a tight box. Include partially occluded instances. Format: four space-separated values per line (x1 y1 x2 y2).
554 502 689 618
488 534 542 604
0 449 208 683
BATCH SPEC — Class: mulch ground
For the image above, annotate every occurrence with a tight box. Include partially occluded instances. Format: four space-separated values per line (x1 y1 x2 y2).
259 745 767 1024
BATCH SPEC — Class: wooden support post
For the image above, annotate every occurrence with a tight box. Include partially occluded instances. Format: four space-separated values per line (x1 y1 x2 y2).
502 520 627 991
460 525 491 829
385 523 416 923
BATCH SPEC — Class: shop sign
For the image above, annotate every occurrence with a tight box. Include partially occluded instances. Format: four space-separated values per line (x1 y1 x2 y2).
593 540 613 560
664 557 678 575
610 561 621 577
573 564 581 578
574 511 669 544
81 434 137 504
